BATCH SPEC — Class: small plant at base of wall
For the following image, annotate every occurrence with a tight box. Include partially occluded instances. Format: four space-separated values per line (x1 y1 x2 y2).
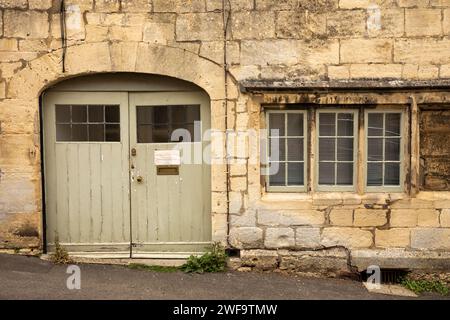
401 278 449 296
180 243 228 273
51 235 73 265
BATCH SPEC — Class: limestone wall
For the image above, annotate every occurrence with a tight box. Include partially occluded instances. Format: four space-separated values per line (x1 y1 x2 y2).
0 0 449 269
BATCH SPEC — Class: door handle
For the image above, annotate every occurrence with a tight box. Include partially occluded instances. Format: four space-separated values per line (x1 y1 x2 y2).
136 176 143 183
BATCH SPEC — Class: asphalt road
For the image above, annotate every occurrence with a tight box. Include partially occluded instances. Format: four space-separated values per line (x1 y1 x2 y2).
0 253 444 300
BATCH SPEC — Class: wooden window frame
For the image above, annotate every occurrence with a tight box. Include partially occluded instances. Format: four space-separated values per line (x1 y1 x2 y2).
364 108 407 193
315 109 359 192
265 110 308 193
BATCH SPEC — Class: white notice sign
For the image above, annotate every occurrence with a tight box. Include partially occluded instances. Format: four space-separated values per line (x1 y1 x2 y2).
154 150 181 165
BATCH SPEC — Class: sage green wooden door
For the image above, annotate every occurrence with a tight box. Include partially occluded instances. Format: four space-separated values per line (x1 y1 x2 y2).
44 90 211 257
129 92 211 257
43 92 131 255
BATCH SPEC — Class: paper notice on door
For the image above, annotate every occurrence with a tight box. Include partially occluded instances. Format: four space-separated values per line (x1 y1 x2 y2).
154 150 181 165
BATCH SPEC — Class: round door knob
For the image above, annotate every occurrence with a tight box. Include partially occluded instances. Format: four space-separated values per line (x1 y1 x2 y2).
136 176 143 183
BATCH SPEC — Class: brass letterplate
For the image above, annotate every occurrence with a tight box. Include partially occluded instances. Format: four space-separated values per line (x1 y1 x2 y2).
157 166 179 175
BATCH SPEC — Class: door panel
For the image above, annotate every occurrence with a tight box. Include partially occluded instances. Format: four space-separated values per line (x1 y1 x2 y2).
129 92 211 256
43 92 130 255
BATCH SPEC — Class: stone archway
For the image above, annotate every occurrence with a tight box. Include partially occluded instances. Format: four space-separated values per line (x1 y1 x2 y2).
2 42 233 250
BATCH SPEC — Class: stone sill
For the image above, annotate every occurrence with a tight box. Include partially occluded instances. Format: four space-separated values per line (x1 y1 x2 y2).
260 191 450 203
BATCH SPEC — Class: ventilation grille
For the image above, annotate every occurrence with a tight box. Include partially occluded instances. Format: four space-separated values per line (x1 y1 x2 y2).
360 269 408 284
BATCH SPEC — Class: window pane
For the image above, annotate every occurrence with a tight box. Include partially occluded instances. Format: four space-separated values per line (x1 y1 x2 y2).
88 105 104 122
89 124 104 141
137 124 152 143
337 163 353 185
269 138 285 162
270 162 285 186
337 138 353 161
105 105 120 123
319 138 335 161
72 124 88 141
368 113 383 136
170 106 186 123
288 162 304 186
184 106 201 123
385 113 401 136
137 107 153 125
56 105 71 123
72 105 87 123
105 124 120 142
367 163 383 186
319 162 335 185
153 107 169 124
287 138 303 161
56 124 71 141
385 163 400 185
385 138 400 161
269 113 285 136
152 125 169 143
337 113 354 136
287 113 303 136
319 113 335 136
368 138 383 161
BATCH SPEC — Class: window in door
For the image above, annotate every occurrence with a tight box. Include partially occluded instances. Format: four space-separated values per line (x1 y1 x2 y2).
136 105 201 143
55 104 120 142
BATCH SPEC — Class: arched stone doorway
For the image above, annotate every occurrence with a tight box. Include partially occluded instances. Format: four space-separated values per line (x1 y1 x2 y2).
42 73 212 258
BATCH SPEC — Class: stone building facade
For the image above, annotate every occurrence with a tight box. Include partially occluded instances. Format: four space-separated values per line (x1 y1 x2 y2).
0 0 450 274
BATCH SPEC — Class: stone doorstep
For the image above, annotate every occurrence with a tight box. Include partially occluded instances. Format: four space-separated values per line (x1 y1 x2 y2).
40 254 187 267
363 282 418 298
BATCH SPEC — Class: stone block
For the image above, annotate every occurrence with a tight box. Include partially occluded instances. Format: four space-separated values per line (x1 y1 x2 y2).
295 227 322 248
0 39 18 51
277 11 326 39
258 209 324 226
417 209 440 227
328 65 350 79
153 0 205 12
329 209 353 226
326 10 365 37
369 9 405 37
230 211 256 227
441 209 450 227
229 227 263 249
395 39 450 64
375 229 411 248
405 9 442 36
121 0 152 12
411 228 450 250
239 249 279 270
341 39 392 63
241 40 300 65
176 13 223 41
231 11 275 40
321 227 373 248
95 0 120 12
4 10 49 39
0 0 27 9
29 0 53 10
265 228 295 249
143 22 175 44
353 209 387 227
390 209 418 227
279 248 350 276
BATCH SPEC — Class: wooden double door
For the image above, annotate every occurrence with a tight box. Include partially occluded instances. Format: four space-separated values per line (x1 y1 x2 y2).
43 91 211 257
